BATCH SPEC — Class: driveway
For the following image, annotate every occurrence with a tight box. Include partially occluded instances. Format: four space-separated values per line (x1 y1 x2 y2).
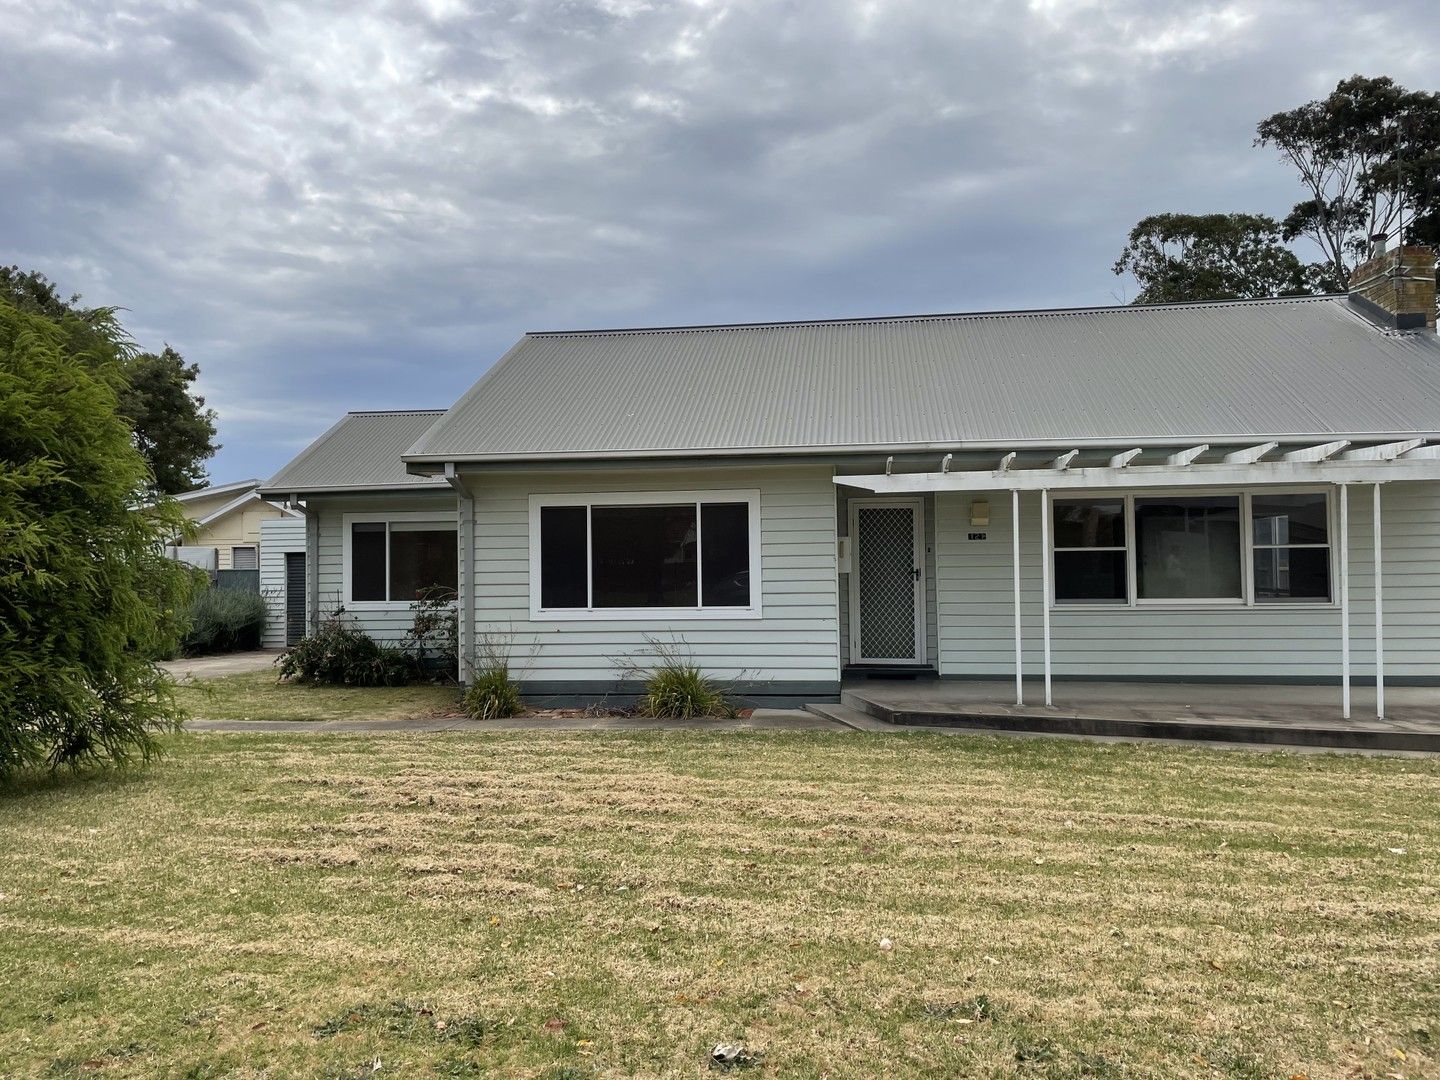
160 650 282 681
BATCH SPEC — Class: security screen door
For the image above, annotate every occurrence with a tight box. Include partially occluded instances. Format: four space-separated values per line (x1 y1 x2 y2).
850 499 925 665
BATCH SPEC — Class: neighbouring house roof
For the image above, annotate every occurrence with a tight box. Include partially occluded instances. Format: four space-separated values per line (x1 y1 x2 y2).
403 296 1440 465
193 490 302 528
263 410 450 494
173 477 260 503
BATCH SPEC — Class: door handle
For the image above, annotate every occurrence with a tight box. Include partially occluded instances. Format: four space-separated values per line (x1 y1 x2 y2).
912 567 922 581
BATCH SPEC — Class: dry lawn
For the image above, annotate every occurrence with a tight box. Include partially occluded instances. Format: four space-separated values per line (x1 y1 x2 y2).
172 670 460 722
1 731 1437 1079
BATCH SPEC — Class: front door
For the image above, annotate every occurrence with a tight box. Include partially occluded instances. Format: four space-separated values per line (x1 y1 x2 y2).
850 498 925 665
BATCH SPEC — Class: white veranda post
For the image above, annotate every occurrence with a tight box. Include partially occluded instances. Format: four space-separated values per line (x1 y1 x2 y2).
1374 483 1385 720
1012 489 1023 706
1339 484 1350 720
1040 488 1053 707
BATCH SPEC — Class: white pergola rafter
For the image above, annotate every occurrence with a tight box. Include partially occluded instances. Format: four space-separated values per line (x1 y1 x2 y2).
1165 444 1208 466
1283 440 1349 462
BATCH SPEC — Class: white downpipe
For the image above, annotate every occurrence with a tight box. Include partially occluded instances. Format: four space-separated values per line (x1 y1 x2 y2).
1339 483 1351 720
1012 489 1023 706
1040 488 1052 707
1374 483 1385 720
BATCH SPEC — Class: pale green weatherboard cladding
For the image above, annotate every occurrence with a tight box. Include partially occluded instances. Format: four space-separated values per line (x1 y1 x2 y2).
312 494 459 643
933 481 1440 680
469 464 840 690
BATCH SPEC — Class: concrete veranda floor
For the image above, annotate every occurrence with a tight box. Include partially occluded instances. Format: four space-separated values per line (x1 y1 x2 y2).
841 677 1438 726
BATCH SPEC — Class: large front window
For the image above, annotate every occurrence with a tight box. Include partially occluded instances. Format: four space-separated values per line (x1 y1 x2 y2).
1052 491 1330 606
531 491 760 617
348 518 457 603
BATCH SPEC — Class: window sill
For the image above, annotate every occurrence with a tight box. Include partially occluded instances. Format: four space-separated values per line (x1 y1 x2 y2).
344 600 455 612
1051 602 1337 613
530 607 764 622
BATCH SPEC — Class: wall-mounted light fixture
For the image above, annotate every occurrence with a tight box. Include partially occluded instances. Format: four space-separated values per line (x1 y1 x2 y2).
970 499 990 527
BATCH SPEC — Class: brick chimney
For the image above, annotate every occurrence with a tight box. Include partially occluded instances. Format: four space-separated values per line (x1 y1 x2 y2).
1347 244 1437 331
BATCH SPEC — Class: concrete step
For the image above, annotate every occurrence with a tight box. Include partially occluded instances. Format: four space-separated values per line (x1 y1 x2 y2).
803 702 897 731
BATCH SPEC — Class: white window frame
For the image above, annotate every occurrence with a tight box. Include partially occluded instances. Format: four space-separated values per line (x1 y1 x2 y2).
342 511 458 610
230 545 258 571
528 489 763 621
1047 487 1336 610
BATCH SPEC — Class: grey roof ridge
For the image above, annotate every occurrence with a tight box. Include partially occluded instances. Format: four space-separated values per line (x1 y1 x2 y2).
524 293 1346 339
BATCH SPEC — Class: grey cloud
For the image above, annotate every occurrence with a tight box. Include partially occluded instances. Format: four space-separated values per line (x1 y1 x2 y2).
2 0 1437 481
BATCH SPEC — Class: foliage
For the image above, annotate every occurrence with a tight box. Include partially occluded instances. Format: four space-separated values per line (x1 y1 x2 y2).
626 639 733 719
0 266 219 494
277 609 416 687
1256 74 1440 289
1111 213 1313 304
406 586 459 679
1116 74 1440 302
463 667 524 720
117 346 219 494
0 293 194 777
462 631 525 719
179 586 268 657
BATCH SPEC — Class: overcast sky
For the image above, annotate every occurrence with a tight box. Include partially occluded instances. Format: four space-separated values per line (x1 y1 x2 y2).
4 0 1438 482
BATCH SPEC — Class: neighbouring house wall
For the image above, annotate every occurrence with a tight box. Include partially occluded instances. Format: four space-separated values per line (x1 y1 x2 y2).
311 492 458 643
469 463 841 705
199 504 292 569
259 517 308 649
836 486 938 669
934 482 1440 681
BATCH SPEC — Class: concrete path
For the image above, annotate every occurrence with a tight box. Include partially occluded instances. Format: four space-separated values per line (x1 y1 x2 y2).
160 651 282 681
185 708 839 735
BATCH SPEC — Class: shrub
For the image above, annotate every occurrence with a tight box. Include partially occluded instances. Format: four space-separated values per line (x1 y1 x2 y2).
463 665 524 720
180 587 267 656
1 294 194 777
278 610 415 687
405 586 458 680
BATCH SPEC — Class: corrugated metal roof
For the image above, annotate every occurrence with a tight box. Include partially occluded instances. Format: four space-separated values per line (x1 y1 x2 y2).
405 296 1440 462
264 410 448 492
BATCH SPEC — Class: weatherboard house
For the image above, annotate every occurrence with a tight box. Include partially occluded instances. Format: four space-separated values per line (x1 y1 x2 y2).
260 246 1440 718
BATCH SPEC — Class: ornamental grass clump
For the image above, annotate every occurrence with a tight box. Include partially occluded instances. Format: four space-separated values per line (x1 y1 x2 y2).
462 632 525 719
628 639 733 719
463 665 524 720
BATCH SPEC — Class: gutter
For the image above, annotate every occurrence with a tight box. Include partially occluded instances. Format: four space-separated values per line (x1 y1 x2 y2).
400 430 1440 471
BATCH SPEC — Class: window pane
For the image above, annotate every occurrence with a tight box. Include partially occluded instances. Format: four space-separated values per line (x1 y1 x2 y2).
1135 496 1241 599
1255 546 1331 602
389 529 457 602
701 502 751 607
1053 499 1125 548
591 505 697 608
540 506 588 608
1253 493 1328 546
351 523 387 601
1054 550 1127 603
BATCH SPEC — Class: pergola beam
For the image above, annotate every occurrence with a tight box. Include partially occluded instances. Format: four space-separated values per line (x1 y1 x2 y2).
1109 447 1142 468
1222 441 1279 464
1283 439 1349 462
1050 449 1079 470
1165 444 1208 467
1342 438 1425 461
